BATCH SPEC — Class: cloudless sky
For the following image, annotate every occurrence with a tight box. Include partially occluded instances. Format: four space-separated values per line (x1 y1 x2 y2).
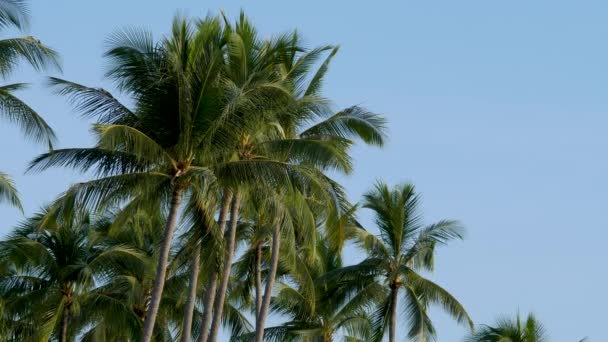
1 1 606 340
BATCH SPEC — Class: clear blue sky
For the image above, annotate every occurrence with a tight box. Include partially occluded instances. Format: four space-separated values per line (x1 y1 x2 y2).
0 1 605 340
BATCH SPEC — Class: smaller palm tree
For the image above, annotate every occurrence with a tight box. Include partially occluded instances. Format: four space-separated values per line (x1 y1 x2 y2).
74 205 163 341
329 181 473 342
0 208 148 341
0 211 93 341
264 234 377 342
466 312 546 342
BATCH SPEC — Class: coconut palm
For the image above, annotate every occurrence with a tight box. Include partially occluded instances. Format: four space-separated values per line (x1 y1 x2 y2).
28 14 311 342
328 182 473 342
29 10 383 342
466 312 546 342
0 209 142 341
256 232 378 342
0 0 59 209
73 204 165 341
198 14 377 342
225 32 386 342
29 18 225 338
0 210 93 341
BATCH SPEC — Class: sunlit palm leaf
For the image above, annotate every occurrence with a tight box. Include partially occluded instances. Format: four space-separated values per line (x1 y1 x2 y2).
300 106 386 147
0 36 60 76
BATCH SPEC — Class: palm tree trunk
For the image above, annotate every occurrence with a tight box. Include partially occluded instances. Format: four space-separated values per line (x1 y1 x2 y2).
207 192 241 342
254 222 281 342
60 306 69 342
198 271 218 342
181 243 201 342
141 188 183 342
389 286 398 342
255 242 263 317
199 192 232 342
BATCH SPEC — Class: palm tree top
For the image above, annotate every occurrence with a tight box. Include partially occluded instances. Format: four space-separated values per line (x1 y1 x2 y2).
467 312 547 342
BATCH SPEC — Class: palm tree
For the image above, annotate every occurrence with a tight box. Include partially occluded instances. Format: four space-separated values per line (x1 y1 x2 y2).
258 233 377 342
0 209 142 341
329 182 473 342
74 204 165 341
30 14 325 342
31 17 226 336
30 14 261 341
466 312 546 342
0 0 59 209
30 11 384 341
225 31 386 342
0 210 93 341
195 14 378 342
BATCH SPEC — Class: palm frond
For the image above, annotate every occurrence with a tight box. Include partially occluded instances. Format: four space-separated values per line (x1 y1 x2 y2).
258 137 353 173
0 84 56 144
103 26 160 94
48 77 135 124
304 46 339 96
403 286 436 341
93 124 176 168
369 296 391 342
404 220 464 271
0 171 22 210
28 148 148 176
404 271 473 333
300 106 386 147
0 36 60 76
0 0 28 29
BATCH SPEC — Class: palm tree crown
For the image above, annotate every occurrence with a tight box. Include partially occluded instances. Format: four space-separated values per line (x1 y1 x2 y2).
467 312 546 342
330 182 473 342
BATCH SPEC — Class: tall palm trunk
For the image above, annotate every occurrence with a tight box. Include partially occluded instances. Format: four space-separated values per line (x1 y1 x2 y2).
207 192 241 342
199 193 232 342
324 330 333 342
389 286 398 342
181 243 201 342
60 306 69 342
198 271 218 342
142 188 183 342
254 222 281 342
255 242 263 317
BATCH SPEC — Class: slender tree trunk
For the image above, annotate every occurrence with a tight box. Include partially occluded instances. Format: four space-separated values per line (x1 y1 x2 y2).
141 188 183 342
254 222 281 342
60 306 69 342
207 193 241 342
255 242 263 317
181 244 201 342
199 192 232 342
198 271 218 342
389 286 398 342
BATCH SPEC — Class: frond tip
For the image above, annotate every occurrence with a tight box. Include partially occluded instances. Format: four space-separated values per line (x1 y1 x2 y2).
0 84 56 145
0 172 22 211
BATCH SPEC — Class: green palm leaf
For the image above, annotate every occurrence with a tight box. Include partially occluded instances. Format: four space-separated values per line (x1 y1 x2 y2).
0 36 60 76
404 271 473 332
0 84 55 144
47 77 135 124
0 171 21 210
300 106 387 147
